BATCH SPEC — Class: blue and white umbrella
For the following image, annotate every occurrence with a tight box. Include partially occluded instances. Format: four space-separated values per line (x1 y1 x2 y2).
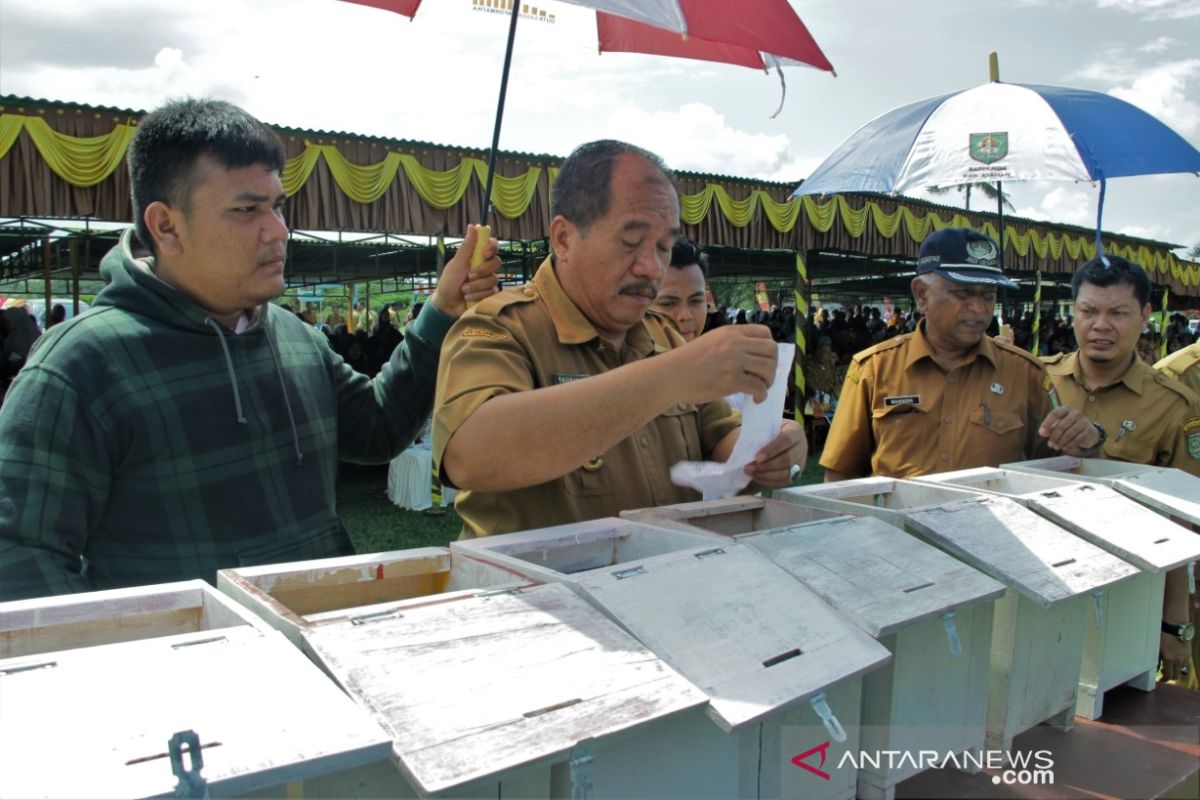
793 81 1200 252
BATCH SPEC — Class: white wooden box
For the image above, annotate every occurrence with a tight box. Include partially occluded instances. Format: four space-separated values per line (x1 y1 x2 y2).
782 478 1139 751
918 466 1200 719
0 577 270 658
220 548 734 800
217 547 528 655
624 496 1006 800
1003 455 1200 529
0 581 391 799
455 518 893 800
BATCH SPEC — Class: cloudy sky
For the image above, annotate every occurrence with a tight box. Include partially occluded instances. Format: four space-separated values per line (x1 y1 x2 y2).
1 0 1197 252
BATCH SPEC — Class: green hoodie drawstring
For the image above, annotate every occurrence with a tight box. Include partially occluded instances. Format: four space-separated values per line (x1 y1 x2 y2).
205 313 305 467
205 318 247 425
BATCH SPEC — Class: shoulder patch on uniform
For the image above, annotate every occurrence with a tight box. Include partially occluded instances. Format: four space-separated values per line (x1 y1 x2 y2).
1185 416 1200 460
461 326 509 341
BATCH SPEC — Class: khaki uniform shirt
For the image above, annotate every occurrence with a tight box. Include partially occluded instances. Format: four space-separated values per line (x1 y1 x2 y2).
433 260 741 538
1043 350 1200 475
1155 342 1200 401
821 322 1052 478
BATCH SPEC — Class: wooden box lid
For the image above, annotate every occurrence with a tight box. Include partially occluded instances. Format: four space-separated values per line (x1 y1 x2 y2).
623 497 1004 637
0 624 390 799
569 542 890 731
921 467 1200 572
783 479 1138 607
1004 457 1200 528
303 582 706 796
739 515 1004 637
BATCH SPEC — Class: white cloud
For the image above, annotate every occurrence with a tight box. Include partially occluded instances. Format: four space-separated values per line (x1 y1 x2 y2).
1116 222 1174 240
1013 185 1097 227
1139 35 1176 53
1095 0 1200 21
1107 59 1200 136
599 103 794 179
153 47 184 71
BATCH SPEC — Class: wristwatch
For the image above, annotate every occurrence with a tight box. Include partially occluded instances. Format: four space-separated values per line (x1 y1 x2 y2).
1161 620 1195 642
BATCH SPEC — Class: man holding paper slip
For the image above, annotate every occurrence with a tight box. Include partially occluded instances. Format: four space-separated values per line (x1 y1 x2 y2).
433 140 806 538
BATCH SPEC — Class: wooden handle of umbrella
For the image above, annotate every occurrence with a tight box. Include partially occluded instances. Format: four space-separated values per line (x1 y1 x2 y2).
465 224 491 309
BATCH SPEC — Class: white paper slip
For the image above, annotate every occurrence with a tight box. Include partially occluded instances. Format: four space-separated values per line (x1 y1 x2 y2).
671 343 795 499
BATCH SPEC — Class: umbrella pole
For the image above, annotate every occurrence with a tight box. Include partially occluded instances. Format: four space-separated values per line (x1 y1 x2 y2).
995 180 1005 271
1095 178 1107 263
480 0 522 228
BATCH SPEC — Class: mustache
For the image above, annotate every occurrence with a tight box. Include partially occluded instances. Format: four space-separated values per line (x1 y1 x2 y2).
618 279 658 299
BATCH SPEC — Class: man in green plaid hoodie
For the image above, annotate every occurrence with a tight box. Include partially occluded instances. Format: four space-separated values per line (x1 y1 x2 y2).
0 99 500 601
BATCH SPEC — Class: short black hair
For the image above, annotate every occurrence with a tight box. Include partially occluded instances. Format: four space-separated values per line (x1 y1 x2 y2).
1071 254 1152 307
129 98 286 252
550 139 675 234
669 236 709 277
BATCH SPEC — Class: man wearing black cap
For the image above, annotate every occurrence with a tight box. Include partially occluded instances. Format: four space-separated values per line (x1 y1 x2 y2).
822 228 1103 480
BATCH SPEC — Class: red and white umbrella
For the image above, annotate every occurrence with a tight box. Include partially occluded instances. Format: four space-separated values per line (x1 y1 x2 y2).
342 0 835 225
347 1 834 73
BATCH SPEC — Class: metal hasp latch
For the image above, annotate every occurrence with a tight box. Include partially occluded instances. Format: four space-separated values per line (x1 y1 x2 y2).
569 740 594 800
1093 590 1105 630
809 691 847 743
169 729 209 799
941 611 963 657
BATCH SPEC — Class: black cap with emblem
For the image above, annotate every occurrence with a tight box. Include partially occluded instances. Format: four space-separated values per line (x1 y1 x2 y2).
917 228 1019 289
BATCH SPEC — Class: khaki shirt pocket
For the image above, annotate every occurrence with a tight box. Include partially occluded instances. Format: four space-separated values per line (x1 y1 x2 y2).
967 406 1025 436
870 401 930 443
660 403 704 463
1103 438 1155 465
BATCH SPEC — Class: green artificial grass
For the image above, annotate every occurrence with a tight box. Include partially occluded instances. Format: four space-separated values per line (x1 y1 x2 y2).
336 462 463 553
336 449 828 554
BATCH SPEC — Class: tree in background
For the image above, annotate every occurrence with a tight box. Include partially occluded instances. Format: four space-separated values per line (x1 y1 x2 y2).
927 182 1015 213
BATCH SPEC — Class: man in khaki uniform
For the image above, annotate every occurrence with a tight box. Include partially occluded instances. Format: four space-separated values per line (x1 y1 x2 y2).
1043 255 1200 682
433 140 807 538
822 228 1102 481
1157 339 1200 686
1156 341 1200 400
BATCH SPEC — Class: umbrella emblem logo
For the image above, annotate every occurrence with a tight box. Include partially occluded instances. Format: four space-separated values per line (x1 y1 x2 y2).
969 132 1009 165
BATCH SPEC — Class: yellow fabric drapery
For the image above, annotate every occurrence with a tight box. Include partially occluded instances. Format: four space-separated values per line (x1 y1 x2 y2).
0 116 24 167
469 159 541 220
281 144 323 197
0 114 134 187
3 112 1197 288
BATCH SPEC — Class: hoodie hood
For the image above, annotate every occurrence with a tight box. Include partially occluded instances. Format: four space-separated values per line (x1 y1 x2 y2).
95 230 267 333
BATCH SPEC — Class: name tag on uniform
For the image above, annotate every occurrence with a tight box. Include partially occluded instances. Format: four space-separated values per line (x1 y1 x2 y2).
555 373 588 384
884 394 921 407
